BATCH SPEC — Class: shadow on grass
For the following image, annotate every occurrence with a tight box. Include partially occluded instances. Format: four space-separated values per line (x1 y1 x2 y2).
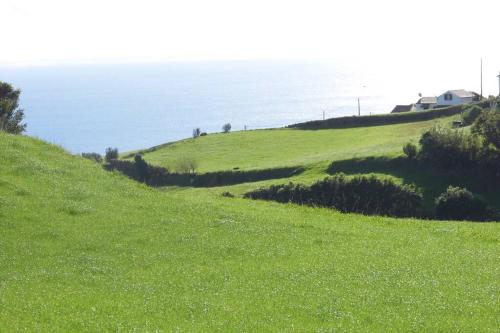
328 156 500 212
105 160 304 188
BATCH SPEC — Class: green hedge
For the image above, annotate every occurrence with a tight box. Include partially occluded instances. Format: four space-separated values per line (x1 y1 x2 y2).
244 173 423 218
104 159 303 187
288 102 490 130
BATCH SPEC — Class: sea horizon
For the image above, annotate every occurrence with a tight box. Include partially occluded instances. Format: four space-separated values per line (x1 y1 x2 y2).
0 59 485 154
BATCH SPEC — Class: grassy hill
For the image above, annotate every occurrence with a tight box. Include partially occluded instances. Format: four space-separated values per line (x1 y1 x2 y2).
134 114 499 212
135 117 454 173
1 124 499 331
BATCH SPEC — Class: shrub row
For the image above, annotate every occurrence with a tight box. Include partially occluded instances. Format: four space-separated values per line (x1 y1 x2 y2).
244 173 424 218
104 157 303 187
81 152 103 163
418 126 483 170
287 103 490 130
462 105 483 126
414 110 500 185
435 186 495 222
399 106 499 221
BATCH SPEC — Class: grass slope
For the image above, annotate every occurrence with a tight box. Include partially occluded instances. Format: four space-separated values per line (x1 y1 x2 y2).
138 117 456 172
0 132 499 331
137 115 500 213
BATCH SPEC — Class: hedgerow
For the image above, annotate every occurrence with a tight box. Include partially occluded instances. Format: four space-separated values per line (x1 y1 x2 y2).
104 159 303 187
288 103 490 130
244 174 423 218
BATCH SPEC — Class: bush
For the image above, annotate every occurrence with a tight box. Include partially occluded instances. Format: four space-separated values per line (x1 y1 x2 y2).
414 120 500 186
403 142 418 159
175 156 198 173
408 104 500 187
245 173 423 218
472 109 500 149
0 81 26 134
200 132 208 136
418 125 481 170
105 147 119 162
462 105 483 126
222 123 231 133
477 147 500 181
134 154 149 182
435 186 492 221
81 152 103 163
192 128 201 138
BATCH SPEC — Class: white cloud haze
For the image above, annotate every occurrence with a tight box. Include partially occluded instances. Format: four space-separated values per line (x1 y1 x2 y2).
1 0 499 93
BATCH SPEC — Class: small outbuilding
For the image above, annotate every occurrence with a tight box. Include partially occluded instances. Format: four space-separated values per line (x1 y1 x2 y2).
391 104 415 113
415 96 437 111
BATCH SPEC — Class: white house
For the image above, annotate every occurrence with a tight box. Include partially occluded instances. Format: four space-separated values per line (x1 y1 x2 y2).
436 89 478 107
393 89 482 113
415 96 437 111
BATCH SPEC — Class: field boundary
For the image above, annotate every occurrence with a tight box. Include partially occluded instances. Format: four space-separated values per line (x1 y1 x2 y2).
288 102 490 130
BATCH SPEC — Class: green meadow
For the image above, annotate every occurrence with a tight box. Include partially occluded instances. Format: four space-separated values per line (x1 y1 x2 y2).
1 113 499 331
139 114 500 211
138 117 451 172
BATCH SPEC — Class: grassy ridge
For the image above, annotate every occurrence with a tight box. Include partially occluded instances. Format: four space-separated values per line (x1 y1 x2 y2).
137 114 500 213
288 103 488 130
0 132 499 331
139 117 457 173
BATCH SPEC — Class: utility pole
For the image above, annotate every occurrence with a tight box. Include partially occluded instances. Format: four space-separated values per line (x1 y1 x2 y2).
480 58 483 98
497 73 500 97
322 110 325 120
357 84 366 116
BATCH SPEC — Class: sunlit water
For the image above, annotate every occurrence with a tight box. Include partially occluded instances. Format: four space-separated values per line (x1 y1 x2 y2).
1 60 484 153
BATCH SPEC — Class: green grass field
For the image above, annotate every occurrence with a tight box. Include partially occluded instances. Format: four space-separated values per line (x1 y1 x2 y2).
138 117 453 172
138 115 500 212
1 114 499 331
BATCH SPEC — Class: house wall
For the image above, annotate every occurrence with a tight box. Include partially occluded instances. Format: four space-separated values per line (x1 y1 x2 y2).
415 103 435 111
436 92 473 106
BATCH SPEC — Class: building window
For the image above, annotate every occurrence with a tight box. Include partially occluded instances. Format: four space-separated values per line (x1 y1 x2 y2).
444 93 453 101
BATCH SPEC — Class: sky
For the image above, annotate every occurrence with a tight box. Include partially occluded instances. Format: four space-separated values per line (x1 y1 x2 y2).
1 0 499 93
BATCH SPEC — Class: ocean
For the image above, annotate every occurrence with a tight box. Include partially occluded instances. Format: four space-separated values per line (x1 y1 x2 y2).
0 60 470 154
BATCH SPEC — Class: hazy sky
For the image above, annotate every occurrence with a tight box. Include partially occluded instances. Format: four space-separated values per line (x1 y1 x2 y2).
1 0 499 93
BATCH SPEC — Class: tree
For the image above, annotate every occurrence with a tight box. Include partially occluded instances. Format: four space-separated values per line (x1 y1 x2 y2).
472 109 500 149
435 186 491 221
176 156 198 174
222 123 231 133
134 154 149 182
0 81 26 134
192 127 201 138
402 142 418 159
105 147 119 162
